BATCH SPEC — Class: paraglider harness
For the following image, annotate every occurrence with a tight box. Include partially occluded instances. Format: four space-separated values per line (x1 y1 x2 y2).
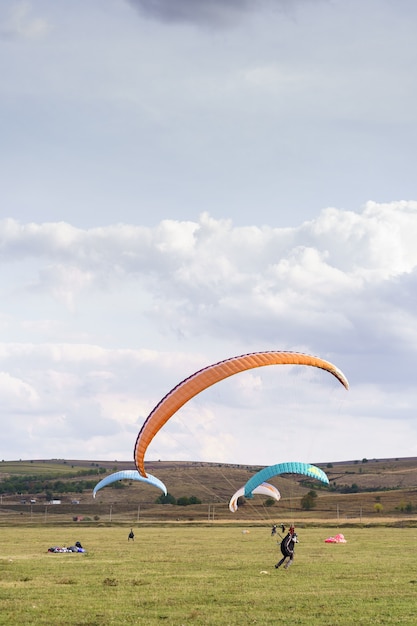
47 541 85 553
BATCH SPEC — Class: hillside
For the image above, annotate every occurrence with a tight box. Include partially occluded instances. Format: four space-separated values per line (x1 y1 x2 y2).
1 457 416 525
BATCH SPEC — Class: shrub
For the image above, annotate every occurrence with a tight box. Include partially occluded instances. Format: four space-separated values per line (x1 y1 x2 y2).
301 490 317 510
155 493 176 505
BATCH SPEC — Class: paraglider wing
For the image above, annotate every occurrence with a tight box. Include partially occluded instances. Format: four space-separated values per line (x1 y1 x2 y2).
243 462 329 498
229 482 281 512
325 533 346 543
134 351 349 477
92 470 167 498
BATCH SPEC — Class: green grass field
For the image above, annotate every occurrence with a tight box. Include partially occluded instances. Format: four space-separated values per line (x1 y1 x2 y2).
1 525 416 625
0 461 95 476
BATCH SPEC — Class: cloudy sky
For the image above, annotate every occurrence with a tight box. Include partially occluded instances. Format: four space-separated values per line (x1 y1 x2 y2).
1 0 417 470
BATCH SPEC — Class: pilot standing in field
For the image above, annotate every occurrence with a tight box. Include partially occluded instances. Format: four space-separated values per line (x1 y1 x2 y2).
275 526 298 569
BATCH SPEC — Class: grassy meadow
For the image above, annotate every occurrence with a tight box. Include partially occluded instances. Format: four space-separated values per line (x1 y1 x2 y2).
1 524 417 625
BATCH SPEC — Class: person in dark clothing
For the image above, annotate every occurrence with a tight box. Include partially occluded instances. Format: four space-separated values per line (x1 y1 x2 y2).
275 529 298 569
271 524 277 536
128 529 135 541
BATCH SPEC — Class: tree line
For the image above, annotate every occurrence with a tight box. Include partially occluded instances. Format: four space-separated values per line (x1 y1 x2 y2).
0 468 107 496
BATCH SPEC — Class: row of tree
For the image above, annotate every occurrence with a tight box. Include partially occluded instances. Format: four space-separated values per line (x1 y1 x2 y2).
0 475 100 496
155 493 202 506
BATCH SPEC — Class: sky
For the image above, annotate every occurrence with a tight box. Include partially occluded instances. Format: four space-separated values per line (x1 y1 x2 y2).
1 0 417 469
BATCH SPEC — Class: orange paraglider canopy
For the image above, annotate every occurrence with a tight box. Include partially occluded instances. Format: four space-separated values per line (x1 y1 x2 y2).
134 351 349 477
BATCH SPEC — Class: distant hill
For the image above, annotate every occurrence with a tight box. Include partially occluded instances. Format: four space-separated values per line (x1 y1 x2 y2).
1 457 417 523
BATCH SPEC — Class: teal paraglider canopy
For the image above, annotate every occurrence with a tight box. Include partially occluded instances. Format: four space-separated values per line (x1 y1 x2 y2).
243 462 329 498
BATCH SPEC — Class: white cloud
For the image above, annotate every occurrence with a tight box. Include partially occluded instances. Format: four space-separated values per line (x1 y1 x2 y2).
1 202 417 352
0 2 50 40
0 371 38 407
0 201 417 464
